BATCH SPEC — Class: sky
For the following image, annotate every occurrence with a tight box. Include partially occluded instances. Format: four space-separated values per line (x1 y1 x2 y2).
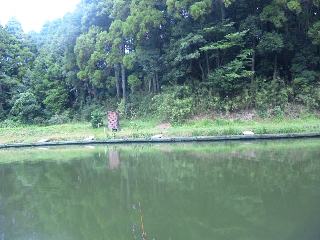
0 0 80 32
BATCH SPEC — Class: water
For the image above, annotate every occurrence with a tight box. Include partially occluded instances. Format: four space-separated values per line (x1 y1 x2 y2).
0 139 320 240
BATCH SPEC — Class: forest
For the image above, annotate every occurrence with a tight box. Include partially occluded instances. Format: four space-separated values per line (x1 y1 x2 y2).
0 0 320 125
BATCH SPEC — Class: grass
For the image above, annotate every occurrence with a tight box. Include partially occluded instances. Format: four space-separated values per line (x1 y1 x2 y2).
0 116 319 144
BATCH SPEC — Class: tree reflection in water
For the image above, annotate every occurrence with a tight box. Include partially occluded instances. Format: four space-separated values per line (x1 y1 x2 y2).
0 139 319 240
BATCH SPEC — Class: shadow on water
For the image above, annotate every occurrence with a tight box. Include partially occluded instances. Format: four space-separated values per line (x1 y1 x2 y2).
0 139 320 240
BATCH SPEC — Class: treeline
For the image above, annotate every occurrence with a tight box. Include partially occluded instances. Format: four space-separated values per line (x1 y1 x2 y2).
0 0 320 124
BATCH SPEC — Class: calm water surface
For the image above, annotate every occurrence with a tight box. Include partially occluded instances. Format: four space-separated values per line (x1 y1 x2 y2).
0 139 320 240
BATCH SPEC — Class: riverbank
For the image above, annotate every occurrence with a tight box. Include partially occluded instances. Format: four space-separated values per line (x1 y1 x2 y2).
1 133 320 150
0 117 320 144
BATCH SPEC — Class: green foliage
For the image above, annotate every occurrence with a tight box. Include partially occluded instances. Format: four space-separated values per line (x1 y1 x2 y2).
254 78 290 117
43 87 68 114
153 87 193 124
287 0 302 14
260 3 287 28
128 74 141 92
90 109 104 128
0 0 319 125
10 92 41 124
48 111 71 125
0 119 21 128
308 21 320 45
190 1 211 19
257 32 284 54
208 49 253 98
117 99 127 117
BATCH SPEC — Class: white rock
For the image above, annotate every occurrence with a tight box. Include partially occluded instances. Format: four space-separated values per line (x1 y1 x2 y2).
151 134 163 139
84 136 95 141
38 139 50 143
243 131 255 136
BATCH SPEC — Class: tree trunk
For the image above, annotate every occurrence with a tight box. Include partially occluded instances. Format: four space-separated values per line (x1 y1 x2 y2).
155 72 160 93
250 50 256 107
218 0 225 21
114 63 121 99
205 52 210 77
216 52 220 68
121 63 127 113
153 74 157 93
199 61 205 81
0 84 3 113
251 49 256 85
273 54 278 80
148 78 152 93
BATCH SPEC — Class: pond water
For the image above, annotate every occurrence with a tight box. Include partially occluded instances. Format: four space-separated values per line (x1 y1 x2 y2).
0 139 320 240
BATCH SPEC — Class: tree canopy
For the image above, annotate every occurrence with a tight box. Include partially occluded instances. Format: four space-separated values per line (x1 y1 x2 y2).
0 0 319 123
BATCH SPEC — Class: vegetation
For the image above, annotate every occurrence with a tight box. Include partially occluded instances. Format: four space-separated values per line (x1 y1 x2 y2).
0 117 319 144
0 0 320 127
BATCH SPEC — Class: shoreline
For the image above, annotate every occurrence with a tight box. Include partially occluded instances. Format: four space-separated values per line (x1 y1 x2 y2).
1 132 320 149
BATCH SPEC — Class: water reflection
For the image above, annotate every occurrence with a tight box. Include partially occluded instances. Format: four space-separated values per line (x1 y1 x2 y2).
0 140 320 240
108 150 120 170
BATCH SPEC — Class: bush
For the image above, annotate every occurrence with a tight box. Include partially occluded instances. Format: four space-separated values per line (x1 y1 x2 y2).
193 88 220 113
121 94 155 119
33 117 47 125
43 87 68 114
10 92 41 124
153 86 193 124
272 105 285 119
0 107 6 121
255 78 290 118
295 86 320 111
117 99 127 118
0 119 21 128
48 111 71 125
91 109 104 128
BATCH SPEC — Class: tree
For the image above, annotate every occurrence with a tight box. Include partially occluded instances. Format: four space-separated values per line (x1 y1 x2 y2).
5 17 24 39
308 21 320 45
257 32 284 80
10 92 41 123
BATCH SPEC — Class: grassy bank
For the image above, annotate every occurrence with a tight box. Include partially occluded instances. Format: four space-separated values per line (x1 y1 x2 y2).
0 116 319 144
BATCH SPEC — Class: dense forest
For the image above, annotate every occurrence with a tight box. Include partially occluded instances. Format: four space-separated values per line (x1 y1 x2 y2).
0 0 320 125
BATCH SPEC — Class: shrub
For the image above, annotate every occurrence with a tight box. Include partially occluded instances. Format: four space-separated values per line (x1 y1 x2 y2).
78 104 103 121
0 119 21 128
255 78 290 118
10 92 41 124
117 99 127 117
153 86 193 124
294 86 320 111
128 74 141 93
48 111 71 125
0 108 6 121
272 105 285 119
91 109 104 128
43 87 68 114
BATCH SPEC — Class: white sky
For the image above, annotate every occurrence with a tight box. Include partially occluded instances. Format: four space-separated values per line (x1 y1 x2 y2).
0 0 80 32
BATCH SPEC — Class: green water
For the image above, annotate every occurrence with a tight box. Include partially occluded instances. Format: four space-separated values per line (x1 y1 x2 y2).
0 139 320 240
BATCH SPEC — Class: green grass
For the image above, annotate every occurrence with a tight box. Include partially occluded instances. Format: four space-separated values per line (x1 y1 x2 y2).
0 117 319 144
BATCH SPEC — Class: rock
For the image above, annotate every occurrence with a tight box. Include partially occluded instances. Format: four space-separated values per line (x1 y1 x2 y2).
151 134 163 139
38 139 50 143
243 131 255 136
84 136 95 141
